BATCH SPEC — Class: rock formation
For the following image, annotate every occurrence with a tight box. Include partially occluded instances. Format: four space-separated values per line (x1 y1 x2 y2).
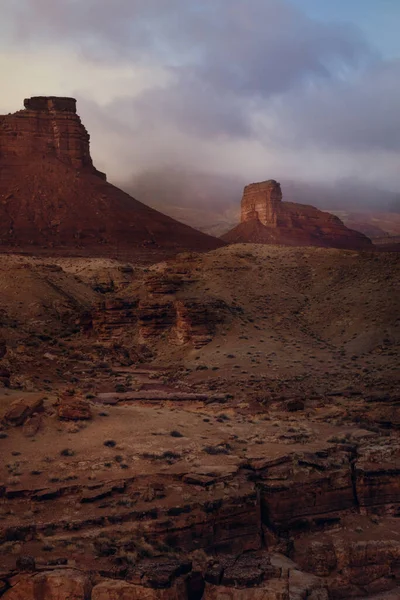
222 180 373 250
0 97 224 260
0 97 105 182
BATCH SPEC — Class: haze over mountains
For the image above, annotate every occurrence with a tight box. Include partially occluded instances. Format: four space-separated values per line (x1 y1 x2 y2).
125 167 400 238
2 0 400 213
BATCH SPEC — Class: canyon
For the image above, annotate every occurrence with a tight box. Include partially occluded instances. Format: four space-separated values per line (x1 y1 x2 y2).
0 97 399 599
0 244 399 600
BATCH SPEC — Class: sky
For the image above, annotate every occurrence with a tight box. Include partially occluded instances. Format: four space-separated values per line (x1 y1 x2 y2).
1 0 400 204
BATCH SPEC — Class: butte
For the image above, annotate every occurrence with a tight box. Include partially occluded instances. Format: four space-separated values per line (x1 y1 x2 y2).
0 96 224 261
222 179 373 250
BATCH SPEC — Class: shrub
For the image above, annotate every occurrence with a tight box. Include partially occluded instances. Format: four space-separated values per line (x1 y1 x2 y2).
170 430 184 438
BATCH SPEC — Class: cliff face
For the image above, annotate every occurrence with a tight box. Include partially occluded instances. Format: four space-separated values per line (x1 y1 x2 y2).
241 180 283 226
223 180 373 250
0 97 104 178
0 97 224 260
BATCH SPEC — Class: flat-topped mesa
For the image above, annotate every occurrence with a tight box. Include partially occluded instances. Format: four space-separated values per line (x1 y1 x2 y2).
0 96 105 178
223 179 373 250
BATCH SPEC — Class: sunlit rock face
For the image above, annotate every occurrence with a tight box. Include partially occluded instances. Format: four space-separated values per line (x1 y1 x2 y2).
223 179 373 250
241 180 283 226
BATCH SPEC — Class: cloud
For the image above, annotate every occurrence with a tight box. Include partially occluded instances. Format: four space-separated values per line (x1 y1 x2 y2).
1 0 399 204
266 59 400 153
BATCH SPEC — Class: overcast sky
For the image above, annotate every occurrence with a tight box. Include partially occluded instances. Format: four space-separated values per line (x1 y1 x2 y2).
1 0 399 196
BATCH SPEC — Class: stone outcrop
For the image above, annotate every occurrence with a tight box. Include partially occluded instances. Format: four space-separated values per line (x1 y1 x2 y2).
241 180 283 226
88 267 230 349
0 96 104 179
2 382 400 599
0 97 224 260
2 396 44 427
222 180 373 250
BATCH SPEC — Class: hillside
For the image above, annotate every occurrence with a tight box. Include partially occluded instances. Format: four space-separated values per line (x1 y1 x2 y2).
0 245 399 600
0 97 224 261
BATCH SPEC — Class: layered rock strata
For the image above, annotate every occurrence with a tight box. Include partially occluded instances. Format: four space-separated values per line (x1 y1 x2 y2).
2 420 400 599
0 96 104 179
89 268 230 348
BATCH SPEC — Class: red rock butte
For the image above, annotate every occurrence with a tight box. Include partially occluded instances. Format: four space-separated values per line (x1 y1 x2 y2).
222 179 373 250
0 96 224 259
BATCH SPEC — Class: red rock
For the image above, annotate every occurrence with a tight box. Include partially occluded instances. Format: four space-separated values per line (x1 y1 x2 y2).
2 396 44 427
22 414 42 438
222 180 373 250
2 569 91 600
0 97 224 260
92 578 187 600
57 397 92 421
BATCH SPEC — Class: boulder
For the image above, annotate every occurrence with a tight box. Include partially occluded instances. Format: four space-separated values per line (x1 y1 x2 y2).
15 556 36 572
57 398 92 421
3 396 44 427
22 415 42 438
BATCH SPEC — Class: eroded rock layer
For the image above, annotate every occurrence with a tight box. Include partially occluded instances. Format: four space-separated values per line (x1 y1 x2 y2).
0 241 399 600
222 180 373 250
0 97 224 260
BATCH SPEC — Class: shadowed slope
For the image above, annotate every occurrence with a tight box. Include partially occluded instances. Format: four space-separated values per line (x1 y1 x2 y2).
0 97 224 261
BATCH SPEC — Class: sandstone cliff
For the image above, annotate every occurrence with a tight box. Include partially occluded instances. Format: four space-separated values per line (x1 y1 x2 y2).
0 97 105 180
222 180 373 250
0 97 224 260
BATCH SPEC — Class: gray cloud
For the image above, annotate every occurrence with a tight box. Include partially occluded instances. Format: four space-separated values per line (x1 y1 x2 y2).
2 0 400 207
271 59 400 153
8 0 369 73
